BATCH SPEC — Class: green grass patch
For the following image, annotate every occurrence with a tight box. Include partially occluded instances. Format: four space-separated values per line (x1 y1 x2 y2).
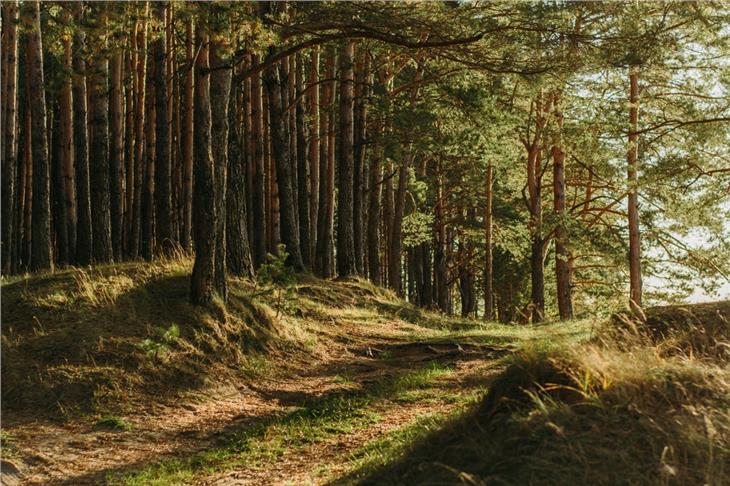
114 362 456 485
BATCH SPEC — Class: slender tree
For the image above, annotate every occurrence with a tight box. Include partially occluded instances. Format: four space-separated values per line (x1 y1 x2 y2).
1 0 19 274
24 0 53 271
72 1 92 266
190 26 216 306
336 40 357 277
627 67 642 308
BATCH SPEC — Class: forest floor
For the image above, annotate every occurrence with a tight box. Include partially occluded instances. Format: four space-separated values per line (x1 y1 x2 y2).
2 260 728 485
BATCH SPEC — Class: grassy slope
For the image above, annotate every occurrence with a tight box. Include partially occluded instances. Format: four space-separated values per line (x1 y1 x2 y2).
336 302 730 486
3 259 727 485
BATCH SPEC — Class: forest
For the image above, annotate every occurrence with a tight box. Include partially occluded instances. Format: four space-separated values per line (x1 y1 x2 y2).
1 1 729 485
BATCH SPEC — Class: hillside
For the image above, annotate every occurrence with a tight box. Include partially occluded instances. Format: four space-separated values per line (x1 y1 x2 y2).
2 259 728 485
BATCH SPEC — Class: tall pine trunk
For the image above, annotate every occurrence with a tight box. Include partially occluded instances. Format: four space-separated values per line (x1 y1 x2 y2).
315 47 336 277
251 55 267 268
484 164 494 320
110 51 124 261
60 14 76 263
308 47 320 266
24 0 53 271
552 91 573 319
336 40 357 278
72 2 92 266
627 67 642 308
295 53 311 269
181 19 194 252
210 39 231 300
1 1 19 274
263 58 305 271
153 2 173 256
190 28 216 306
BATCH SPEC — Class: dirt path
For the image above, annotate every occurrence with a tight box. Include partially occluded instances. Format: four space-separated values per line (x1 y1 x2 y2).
3 321 508 486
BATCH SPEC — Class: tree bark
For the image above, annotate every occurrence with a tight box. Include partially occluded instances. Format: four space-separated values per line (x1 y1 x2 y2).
296 53 311 269
51 95 69 265
308 46 320 266
353 50 370 276
251 55 267 268
130 11 148 259
210 40 231 300
181 19 194 253
141 39 156 262
552 91 573 320
627 67 642 308
24 0 53 271
366 128 383 284
1 0 19 274
72 1 92 266
60 16 76 264
226 78 254 278
153 2 173 256
110 51 124 261
315 46 336 277
336 40 357 278
484 164 494 320
190 29 216 306
263 58 305 271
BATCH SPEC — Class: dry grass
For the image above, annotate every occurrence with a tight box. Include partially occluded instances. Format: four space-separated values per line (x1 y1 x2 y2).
346 302 730 486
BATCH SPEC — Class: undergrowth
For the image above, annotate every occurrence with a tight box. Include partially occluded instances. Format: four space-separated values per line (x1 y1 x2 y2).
343 302 730 486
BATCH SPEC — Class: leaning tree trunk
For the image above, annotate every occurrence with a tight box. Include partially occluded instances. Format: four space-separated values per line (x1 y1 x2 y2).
336 40 357 278
190 29 216 306
627 67 642 308
24 0 53 272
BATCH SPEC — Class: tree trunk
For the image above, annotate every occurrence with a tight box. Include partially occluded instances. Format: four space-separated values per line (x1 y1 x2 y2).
210 40 231 300
434 159 448 313
627 67 642 308
110 51 124 261
353 50 370 276
251 55 267 268
141 41 156 262
72 2 92 266
336 40 357 278
60 16 76 264
315 46 336 277
89 41 113 263
263 58 305 271
1 0 19 274
190 29 216 306
226 78 254 278
181 19 194 252
24 0 53 272
295 53 311 269
153 2 173 256
308 46 320 266
130 11 148 259
367 129 383 283
51 96 68 265
124 39 136 256
552 91 573 320
484 164 494 320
